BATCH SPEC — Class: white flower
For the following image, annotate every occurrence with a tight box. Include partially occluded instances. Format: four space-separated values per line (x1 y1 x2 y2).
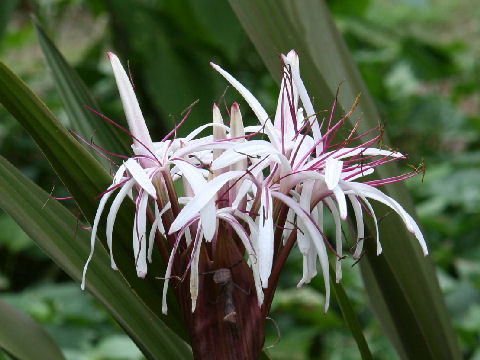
82 50 427 319
210 49 428 312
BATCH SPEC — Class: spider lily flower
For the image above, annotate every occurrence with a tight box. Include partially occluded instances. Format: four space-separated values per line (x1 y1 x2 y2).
79 50 429 360
81 53 234 290
211 49 428 312
81 53 159 289
82 50 427 353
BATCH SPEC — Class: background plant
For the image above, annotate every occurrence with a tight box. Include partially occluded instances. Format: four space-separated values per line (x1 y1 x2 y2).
0 0 478 359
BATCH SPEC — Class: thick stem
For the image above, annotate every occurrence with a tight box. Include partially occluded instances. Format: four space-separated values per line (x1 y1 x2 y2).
187 227 266 360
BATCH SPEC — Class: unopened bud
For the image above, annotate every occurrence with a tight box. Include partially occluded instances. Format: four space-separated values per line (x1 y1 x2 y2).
212 104 227 179
230 102 245 142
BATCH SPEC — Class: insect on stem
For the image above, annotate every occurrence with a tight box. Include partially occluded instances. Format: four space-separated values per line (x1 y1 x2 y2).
201 259 249 324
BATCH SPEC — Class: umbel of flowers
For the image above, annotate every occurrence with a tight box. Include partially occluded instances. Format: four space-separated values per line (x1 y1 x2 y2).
81 50 427 360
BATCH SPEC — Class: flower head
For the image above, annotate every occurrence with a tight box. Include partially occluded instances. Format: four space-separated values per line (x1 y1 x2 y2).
82 50 427 319
209 49 427 311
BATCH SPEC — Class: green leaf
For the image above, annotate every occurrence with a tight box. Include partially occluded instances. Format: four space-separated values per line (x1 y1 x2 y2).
330 264 373 359
0 61 188 341
33 19 129 168
104 0 221 136
228 0 460 358
0 297 65 360
0 155 192 360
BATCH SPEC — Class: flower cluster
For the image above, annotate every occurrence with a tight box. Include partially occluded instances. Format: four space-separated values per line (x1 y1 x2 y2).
82 50 427 314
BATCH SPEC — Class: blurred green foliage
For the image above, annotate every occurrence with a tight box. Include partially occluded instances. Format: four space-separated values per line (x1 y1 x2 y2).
0 0 479 358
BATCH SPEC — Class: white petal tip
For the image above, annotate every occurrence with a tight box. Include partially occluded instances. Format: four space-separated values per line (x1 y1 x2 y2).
260 274 270 289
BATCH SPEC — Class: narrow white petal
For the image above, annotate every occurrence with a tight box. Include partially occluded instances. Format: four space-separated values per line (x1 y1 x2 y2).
134 191 149 278
174 160 217 241
324 197 342 283
124 158 157 199
307 243 318 280
297 180 315 254
344 182 427 254
345 168 374 181
301 147 404 174
291 134 314 169
184 122 229 142
316 202 324 232
212 140 291 173
169 171 244 234
332 186 348 221
113 163 127 184
227 213 263 306
210 62 280 150
212 104 227 139
171 140 234 160
325 158 343 190
219 213 256 262
212 104 227 162
332 147 404 160
348 194 365 259
233 209 259 252
162 224 191 314
282 52 323 155
81 189 114 290
358 194 381 255
244 125 263 133
210 62 269 123
230 103 246 142
297 255 310 288
273 65 298 144
148 203 164 263
106 178 136 269
190 228 203 312
258 189 274 288
219 210 264 305
272 191 330 313
108 52 153 151
282 208 296 245
229 103 248 204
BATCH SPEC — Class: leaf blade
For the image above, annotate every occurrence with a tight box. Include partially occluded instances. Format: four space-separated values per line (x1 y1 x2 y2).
227 1 460 358
34 19 130 167
0 297 66 360
330 264 373 360
0 61 188 341
0 155 192 360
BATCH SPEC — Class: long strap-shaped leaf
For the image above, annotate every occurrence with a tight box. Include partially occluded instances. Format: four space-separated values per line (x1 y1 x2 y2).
228 1 460 359
0 297 65 360
0 61 187 341
0 155 192 360
34 19 130 168
330 264 373 359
